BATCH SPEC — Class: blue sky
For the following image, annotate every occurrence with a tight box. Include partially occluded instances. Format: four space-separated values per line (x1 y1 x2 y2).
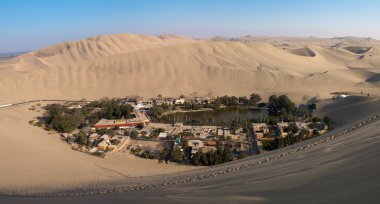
1 0 380 53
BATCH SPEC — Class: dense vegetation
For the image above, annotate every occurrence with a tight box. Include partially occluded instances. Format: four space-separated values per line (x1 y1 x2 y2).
43 98 133 133
211 93 262 109
162 140 244 166
261 115 334 151
261 129 310 151
190 145 234 166
38 94 334 166
45 104 84 133
268 95 296 117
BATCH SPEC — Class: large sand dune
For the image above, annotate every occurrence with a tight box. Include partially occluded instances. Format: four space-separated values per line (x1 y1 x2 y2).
1 33 380 203
0 103 197 194
0 34 380 104
288 46 316 57
343 46 372 54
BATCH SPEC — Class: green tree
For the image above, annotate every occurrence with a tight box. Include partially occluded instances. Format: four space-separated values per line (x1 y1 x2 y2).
180 139 189 149
45 104 64 124
262 140 273 151
299 129 310 140
141 150 154 159
159 147 171 163
285 123 299 134
191 151 203 166
171 147 184 162
268 95 296 117
238 152 248 159
205 151 216 165
106 106 114 119
130 130 138 138
312 117 322 123
51 110 84 133
268 95 279 116
238 96 250 106
211 99 221 110
215 146 224 164
150 106 164 118
323 116 334 130
230 120 240 135
277 138 285 148
120 104 132 118
200 151 209 166
102 100 133 120
249 93 262 105
97 128 107 135
106 129 116 136
76 131 88 146
222 145 233 162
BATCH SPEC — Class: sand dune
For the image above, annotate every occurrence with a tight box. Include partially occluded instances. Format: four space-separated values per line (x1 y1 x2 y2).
343 46 372 54
1 96 380 203
0 33 380 201
0 33 380 104
287 47 316 57
0 103 197 194
34 34 193 63
365 73 380 83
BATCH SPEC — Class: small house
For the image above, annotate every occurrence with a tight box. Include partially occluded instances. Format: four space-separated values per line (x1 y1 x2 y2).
158 132 168 139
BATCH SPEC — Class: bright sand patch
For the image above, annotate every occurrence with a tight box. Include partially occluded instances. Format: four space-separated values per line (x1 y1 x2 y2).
0 103 197 194
0 34 380 105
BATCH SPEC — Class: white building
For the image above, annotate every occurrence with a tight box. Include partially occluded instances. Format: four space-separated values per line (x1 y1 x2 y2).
158 132 168 139
174 99 185 105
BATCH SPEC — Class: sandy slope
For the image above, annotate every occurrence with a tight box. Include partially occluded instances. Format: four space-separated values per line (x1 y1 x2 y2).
1 96 379 203
1 33 380 202
0 34 380 104
0 103 197 194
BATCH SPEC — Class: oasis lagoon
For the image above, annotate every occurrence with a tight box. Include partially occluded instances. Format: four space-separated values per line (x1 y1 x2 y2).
158 107 268 125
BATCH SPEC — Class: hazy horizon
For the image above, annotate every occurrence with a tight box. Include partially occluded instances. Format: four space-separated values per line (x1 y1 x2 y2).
0 33 378 55
1 1 380 203
1 0 380 53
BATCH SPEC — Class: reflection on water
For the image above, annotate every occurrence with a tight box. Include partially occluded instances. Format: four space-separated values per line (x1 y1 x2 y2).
160 107 267 125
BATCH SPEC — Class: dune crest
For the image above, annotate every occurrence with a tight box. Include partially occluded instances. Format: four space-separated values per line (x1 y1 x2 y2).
32 33 195 64
287 47 316 57
343 46 372 54
0 33 380 103
365 73 380 83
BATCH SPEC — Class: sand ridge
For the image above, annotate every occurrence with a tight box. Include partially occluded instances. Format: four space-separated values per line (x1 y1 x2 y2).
0 33 380 104
1 96 380 203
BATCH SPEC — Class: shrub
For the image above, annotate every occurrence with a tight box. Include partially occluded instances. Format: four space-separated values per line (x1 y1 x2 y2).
249 93 262 105
238 152 248 159
130 146 142 155
171 147 184 162
268 95 296 116
258 102 266 108
312 117 322 123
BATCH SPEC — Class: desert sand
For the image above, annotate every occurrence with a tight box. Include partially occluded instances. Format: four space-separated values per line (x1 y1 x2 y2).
0 103 197 194
1 96 379 203
1 34 380 203
1 34 380 104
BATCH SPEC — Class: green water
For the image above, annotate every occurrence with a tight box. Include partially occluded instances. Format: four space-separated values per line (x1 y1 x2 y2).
160 107 267 125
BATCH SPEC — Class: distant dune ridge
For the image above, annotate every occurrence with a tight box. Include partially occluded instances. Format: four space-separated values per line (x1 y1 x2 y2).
288 47 316 57
1 33 380 103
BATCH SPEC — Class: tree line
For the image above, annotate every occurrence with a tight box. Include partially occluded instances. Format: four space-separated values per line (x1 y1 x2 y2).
43 98 134 133
160 140 248 166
